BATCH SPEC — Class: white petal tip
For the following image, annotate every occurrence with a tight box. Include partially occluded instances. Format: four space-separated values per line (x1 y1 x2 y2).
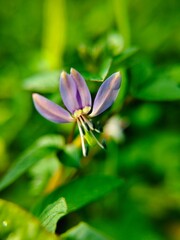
113 72 122 88
60 71 67 78
70 67 76 73
70 68 79 77
114 72 121 79
32 93 39 100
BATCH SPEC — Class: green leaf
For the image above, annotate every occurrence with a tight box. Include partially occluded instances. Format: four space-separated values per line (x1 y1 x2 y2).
35 134 64 149
0 90 32 144
110 47 139 72
0 135 64 191
0 199 58 240
131 65 180 101
99 57 112 80
32 175 124 217
23 71 60 93
40 197 68 233
61 222 110 240
134 79 180 101
114 47 139 63
82 47 139 82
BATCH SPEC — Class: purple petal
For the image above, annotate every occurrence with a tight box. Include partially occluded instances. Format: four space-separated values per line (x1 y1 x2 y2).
32 93 74 123
60 71 82 114
70 68 92 109
90 72 121 117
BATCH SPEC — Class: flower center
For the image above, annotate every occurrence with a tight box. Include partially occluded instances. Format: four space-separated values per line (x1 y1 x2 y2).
82 106 91 114
73 106 91 119
73 109 83 119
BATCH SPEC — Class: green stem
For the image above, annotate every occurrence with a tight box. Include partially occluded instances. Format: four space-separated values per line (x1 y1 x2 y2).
42 0 66 70
113 0 131 103
113 0 131 48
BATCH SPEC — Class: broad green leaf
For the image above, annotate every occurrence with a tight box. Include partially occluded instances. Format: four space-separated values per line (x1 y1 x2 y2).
23 71 60 93
99 57 112 80
110 47 139 72
129 103 161 128
113 47 139 63
81 47 139 82
133 78 180 101
40 197 68 233
0 135 64 191
32 175 124 217
0 199 58 240
0 90 32 144
35 134 64 149
61 222 110 240
131 65 180 101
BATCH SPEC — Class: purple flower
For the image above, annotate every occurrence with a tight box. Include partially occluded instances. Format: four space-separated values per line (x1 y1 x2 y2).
32 68 121 156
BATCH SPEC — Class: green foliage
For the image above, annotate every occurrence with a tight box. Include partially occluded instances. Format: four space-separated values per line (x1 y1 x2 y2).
0 0 179 239
0 199 58 240
40 197 68 233
33 175 123 217
131 66 180 101
61 222 110 240
0 135 64 191
23 71 60 93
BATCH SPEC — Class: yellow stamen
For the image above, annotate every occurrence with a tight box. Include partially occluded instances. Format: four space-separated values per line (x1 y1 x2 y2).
73 106 91 119
73 109 82 118
82 106 91 114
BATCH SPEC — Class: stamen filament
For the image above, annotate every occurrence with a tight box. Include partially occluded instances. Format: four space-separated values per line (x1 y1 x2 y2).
81 115 94 130
90 130 105 149
79 116 89 132
77 119 87 157
81 115 101 133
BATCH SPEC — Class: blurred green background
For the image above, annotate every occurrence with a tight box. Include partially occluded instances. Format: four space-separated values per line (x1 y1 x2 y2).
0 0 179 239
